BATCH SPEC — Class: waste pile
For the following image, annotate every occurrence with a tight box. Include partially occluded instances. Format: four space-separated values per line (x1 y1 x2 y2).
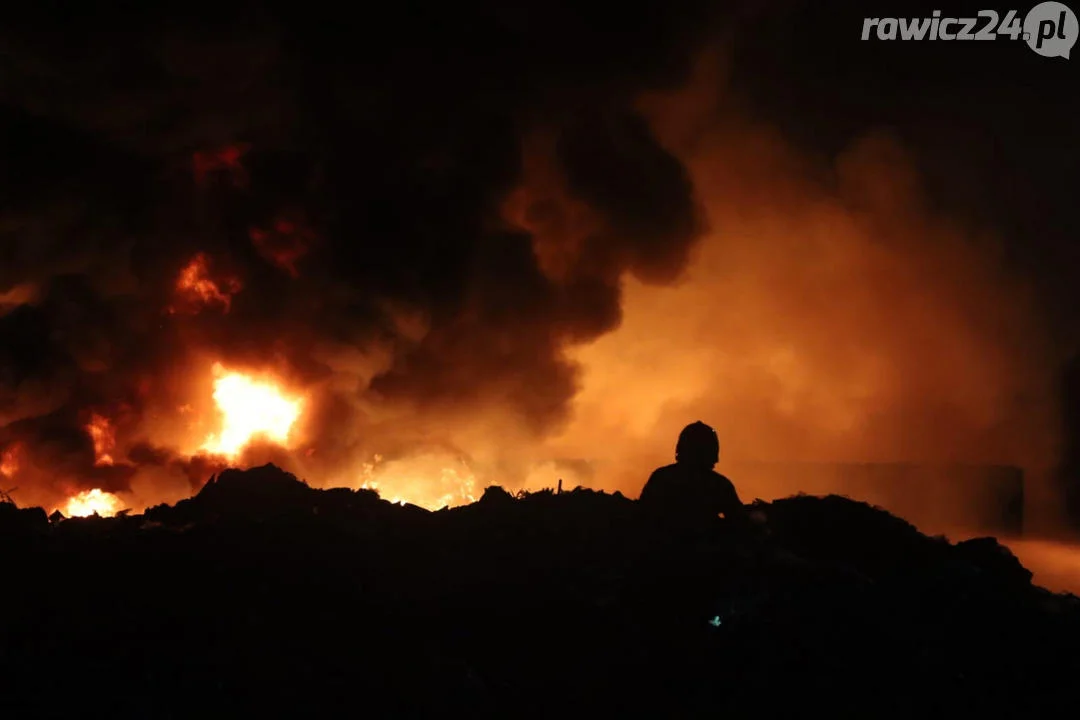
2 464 1078 718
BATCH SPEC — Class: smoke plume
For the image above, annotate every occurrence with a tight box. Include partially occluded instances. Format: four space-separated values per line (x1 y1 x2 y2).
0 3 719 509
542 54 1061 512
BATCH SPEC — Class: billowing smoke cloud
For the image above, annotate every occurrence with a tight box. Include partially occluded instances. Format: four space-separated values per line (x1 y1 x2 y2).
0 3 720 509
539 54 1061 515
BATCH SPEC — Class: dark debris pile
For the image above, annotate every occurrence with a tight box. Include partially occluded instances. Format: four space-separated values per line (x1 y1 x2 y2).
2 464 1078 718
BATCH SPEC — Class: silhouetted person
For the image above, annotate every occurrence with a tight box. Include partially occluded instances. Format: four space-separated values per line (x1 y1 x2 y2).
640 421 746 532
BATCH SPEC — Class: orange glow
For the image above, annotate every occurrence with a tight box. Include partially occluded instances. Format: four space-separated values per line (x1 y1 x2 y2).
1005 539 1080 596
63 489 123 518
172 253 242 313
0 282 38 313
86 413 116 466
357 454 479 510
518 54 1061 505
201 365 303 459
0 443 20 478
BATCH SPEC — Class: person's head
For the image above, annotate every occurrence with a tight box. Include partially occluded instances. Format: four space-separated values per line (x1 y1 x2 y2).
675 421 720 469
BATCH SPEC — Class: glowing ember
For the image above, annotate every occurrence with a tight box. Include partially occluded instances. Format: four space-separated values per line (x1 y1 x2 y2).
63 489 123 518
201 366 303 459
86 413 115 466
172 253 242 313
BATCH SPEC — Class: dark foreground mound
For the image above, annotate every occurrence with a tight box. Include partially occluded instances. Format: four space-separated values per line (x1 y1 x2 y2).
2 465 1079 718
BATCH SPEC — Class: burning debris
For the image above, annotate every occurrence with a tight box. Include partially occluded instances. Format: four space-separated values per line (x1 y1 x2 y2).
200 364 303 459
1 463 1078 716
62 487 123 518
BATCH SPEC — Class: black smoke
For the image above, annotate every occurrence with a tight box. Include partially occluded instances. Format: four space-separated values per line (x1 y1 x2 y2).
0 2 722 501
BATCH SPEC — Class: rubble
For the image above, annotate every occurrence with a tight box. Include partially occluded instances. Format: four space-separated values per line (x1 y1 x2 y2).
0 501 48 535
1 463 1078 717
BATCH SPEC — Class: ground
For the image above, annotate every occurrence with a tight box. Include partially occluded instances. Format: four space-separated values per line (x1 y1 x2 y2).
2 464 1078 718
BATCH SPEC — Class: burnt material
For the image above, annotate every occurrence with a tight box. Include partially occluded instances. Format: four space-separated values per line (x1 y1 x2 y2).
1 464 1077 718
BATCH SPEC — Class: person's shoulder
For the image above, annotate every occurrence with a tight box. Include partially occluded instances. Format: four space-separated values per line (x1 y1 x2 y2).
710 471 736 486
648 464 680 480
643 464 679 492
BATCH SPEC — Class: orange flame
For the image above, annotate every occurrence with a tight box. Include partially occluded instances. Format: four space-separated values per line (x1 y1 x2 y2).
201 365 303 459
63 489 123 518
357 454 479 510
172 253 242 314
85 413 115 466
0 443 20 478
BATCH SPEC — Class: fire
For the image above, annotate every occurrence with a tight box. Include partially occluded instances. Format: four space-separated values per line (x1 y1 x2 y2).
63 489 124 518
172 253 242 313
201 366 303 459
358 454 479 510
1 443 20 478
86 413 115 466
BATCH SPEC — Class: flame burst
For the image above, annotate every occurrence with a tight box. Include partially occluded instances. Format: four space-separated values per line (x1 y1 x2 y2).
86 413 115 466
64 489 123 518
201 366 303 459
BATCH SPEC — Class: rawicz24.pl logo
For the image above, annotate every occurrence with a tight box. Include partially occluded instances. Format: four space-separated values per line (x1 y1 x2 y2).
861 2 1078 58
